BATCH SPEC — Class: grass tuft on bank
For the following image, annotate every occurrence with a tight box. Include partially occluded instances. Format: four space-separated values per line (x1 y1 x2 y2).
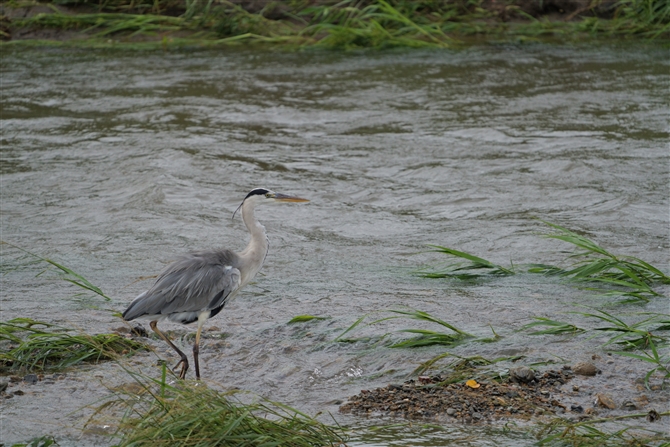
1 0 668 47
98 369 347 447
0 318 147 372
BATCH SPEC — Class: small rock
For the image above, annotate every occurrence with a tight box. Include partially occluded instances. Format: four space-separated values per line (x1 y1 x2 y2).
570 405 584 413
23 374 38 385
621 401 637 411
510 366 535 383
595 393 616 409
647 409 660 422
0 381 8 393
572 385 580 392
9 376 21 383
13 390 24 396
572 362 597 376
131 325 148 337
493 397 507 406
446 408 457 416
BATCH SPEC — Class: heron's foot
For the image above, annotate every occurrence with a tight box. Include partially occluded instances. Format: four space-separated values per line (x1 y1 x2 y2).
173 358 189 379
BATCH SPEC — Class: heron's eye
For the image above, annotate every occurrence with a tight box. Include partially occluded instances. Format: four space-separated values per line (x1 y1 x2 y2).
265 193 272 198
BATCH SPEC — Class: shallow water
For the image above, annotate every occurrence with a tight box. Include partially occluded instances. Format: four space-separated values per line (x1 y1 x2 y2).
1 44 669 446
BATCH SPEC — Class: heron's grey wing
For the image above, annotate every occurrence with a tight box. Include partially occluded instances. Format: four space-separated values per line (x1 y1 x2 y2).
123 250 241 321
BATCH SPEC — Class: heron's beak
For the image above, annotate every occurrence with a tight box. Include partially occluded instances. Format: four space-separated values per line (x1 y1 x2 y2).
274 193 309 203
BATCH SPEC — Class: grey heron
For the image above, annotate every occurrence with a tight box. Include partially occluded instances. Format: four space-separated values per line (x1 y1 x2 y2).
122 188 309 379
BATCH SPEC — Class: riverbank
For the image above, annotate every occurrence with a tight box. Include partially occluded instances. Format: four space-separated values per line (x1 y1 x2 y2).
1 0 668 48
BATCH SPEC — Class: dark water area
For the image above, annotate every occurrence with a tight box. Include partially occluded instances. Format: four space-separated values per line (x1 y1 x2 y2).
1 45 668 445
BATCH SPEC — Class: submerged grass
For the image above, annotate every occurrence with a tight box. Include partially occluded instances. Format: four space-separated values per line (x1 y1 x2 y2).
528 221 669 302
287 315 329 324
0 318 147 372
335 308 473 348
420 221 668 302
411 351 523 379
522 308 670 387
535 411 670 447
573 308 669 349
99 369 346 447
416 245 515 279
521 317 586 335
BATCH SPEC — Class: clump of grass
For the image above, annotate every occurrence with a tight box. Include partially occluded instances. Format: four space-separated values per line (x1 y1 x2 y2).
10 435 60 447
0 318 147 372
103 370 346 447
335 308 473 348
415 245 515 279
386 309 474 348
419 221 668 302
411 352 522 379
521 317 586 335
299 0 456 49
523 308 669 388
615 336 670 388
12 435 60 447
528 221 669 302
576 308 670 388
573 308 669 350
535 412 670 446
5 0 668 48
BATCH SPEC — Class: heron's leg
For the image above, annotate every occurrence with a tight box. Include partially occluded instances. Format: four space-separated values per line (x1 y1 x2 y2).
149 320 189 379
193 314 208 380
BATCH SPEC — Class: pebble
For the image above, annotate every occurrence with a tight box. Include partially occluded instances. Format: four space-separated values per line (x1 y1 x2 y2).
570 405 584 413
595 393 616 409
647 409 660 422
621 401 637 410
0 381 8 393
131 325 148 337
572 362 597 376
23 374 38 385
446 408 457 416
510 366 535 383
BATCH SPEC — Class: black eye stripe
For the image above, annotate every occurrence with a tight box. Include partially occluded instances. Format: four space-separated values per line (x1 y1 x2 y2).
244 188 270 200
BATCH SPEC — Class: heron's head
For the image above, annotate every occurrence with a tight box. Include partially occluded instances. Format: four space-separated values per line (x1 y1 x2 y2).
233 188 309 218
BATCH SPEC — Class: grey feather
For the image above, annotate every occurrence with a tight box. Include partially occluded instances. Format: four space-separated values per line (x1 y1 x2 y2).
122 249 242 322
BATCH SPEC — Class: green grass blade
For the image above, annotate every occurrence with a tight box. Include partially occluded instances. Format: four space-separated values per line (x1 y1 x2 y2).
287 315 328 324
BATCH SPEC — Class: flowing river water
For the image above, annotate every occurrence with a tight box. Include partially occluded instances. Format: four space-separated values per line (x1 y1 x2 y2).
1 45 669 446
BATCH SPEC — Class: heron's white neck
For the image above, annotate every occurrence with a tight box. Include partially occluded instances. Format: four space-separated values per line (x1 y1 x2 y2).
238 200 269 286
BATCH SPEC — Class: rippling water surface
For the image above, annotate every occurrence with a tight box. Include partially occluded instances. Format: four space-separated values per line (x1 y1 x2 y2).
1 45 668 446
